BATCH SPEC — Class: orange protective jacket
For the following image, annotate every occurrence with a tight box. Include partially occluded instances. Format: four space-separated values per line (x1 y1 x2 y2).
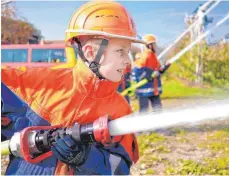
2 58 139 175
135 49 161 70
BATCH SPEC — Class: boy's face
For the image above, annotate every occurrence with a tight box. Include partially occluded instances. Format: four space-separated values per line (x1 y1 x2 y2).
100 38 132 82
83 38 132 82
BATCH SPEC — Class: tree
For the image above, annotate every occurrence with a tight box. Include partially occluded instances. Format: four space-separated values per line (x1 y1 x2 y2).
1 1 43 44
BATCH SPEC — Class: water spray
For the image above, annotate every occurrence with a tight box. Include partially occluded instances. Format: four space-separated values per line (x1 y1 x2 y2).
169 12 229 64
157 0 221 60
1 99 229 163
109 99 229 136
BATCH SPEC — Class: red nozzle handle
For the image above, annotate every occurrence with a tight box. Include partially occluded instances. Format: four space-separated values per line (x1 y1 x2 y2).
20 125 61 164
93 115 111 145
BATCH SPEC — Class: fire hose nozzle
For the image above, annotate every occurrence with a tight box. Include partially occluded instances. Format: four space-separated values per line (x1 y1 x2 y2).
20 125 61 164
6 115 112 164
66 114 111 145
93 114 111 144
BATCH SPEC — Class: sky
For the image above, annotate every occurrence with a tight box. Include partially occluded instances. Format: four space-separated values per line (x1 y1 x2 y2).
14 1 229 47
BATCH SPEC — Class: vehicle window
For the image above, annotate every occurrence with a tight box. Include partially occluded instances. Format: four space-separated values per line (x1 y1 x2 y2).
1 49 28 63
32 49 66 63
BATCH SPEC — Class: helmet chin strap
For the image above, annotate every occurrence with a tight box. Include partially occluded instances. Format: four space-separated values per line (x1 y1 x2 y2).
89 39 109 80
75 38 109 80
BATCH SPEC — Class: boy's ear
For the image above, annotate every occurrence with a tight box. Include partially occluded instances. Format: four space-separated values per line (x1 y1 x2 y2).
83 44 95 62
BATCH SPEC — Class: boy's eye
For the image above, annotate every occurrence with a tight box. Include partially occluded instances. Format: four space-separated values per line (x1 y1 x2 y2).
117 49 124 55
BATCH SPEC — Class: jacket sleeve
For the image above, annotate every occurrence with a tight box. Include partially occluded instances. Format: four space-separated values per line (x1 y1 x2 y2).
1 82 30 139
1 68 37 100
74 143 132 175
1 68 55 137
1 68 58 101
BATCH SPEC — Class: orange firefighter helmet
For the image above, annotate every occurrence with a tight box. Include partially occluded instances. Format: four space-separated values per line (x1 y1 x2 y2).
65 1 145 44
143 34 157 45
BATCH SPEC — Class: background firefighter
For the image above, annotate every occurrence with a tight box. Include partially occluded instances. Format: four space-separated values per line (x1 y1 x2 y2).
117 65 132 104
132 34 171 112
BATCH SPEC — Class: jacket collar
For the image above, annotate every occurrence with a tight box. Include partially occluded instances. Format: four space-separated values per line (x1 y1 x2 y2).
73 59 120 98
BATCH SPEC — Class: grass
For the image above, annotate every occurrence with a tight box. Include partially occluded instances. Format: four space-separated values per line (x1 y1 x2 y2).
172 128 187 136
203 157 229 175
199 130 229 153
135 127 229 175
137 133 166 155
146 168 155 175
166 159 203 175
161 79 225 99
129 78 226 111
165 157 229 175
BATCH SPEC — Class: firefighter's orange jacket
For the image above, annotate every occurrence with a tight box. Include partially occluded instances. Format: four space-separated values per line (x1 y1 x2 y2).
2 58 139 174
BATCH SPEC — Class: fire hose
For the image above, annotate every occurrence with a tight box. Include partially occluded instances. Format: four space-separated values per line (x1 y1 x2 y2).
121 12 229 97
157 0 221 60
1 99 229 163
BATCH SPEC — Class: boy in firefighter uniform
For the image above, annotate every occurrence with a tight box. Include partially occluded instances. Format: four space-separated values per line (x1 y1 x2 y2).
1 1 146 175
132 34 170 112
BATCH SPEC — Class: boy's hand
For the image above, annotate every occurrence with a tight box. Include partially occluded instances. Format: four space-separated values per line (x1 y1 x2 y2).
51 134 90 166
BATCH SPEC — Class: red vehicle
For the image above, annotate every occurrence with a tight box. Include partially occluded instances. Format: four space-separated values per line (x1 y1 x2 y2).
1 44 77 70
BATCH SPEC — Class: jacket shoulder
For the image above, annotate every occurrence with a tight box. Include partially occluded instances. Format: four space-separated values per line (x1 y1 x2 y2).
2 68 73 106
2 68 72 89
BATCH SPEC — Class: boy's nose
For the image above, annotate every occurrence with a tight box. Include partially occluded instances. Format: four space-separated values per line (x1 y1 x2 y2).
123 55 131 65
